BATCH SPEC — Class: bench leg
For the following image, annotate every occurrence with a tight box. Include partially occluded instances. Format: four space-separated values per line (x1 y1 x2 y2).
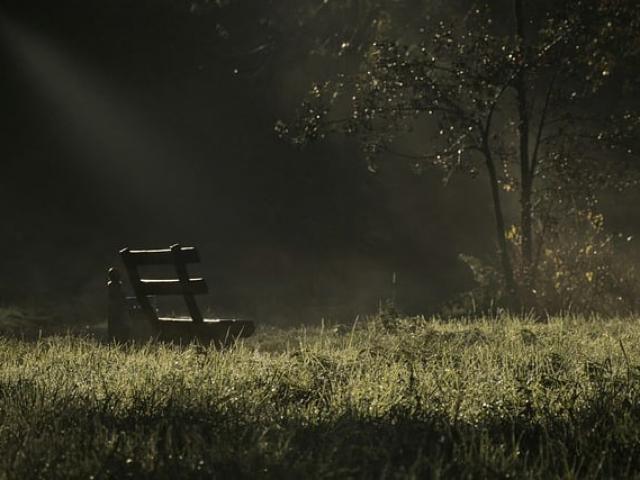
107 268 129 342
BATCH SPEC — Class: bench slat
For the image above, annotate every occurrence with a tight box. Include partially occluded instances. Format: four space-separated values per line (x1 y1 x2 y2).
121 246 200 266
139 278 208 295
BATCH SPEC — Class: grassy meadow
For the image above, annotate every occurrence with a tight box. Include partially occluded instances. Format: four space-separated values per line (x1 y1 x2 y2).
1 314 640 478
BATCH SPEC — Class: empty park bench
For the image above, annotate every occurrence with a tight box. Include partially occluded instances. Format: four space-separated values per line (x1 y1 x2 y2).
107 244 254 345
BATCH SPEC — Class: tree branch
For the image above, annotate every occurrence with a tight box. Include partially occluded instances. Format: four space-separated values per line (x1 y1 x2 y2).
530 72 558 176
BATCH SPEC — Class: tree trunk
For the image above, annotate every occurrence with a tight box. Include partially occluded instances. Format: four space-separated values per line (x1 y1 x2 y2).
514 0 534 303
483 147 518 309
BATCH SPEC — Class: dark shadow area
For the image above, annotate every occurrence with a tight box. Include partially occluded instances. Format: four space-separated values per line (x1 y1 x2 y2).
0 0 491 324
1 0 639 324
2 389 640 479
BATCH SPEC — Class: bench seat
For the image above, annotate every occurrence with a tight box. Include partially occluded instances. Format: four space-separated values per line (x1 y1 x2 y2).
107 244 255 345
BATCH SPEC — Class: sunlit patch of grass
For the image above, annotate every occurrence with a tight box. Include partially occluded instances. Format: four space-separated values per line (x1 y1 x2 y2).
1 315 640 478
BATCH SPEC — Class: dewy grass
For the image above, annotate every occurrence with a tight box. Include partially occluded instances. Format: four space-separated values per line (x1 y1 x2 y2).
1 315 640 479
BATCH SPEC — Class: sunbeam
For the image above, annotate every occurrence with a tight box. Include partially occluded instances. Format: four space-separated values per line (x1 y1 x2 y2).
0 12 203 215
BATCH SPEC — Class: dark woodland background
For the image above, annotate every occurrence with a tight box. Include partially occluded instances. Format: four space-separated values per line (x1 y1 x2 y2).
1 0 638 323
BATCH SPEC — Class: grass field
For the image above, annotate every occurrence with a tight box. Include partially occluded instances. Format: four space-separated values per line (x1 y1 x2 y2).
1 314 640 479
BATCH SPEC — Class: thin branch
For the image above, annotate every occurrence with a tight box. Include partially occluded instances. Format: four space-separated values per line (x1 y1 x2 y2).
531 72 558 176
380 143 482 161
482 81 511 145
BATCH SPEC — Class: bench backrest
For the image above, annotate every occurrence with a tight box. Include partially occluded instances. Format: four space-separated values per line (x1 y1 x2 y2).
120 244 208 324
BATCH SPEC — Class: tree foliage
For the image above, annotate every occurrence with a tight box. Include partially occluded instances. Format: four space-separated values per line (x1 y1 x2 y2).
281 0 640 313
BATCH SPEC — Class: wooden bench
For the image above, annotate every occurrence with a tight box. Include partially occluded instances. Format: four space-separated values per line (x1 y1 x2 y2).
107 244 254 345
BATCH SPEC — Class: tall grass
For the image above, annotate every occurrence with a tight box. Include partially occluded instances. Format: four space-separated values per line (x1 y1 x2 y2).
1 315 640 478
